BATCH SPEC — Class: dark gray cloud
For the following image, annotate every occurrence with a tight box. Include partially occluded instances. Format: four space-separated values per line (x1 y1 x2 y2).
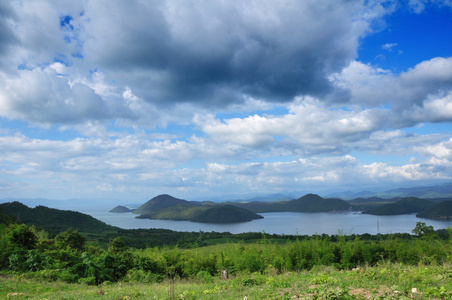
82 0 372 106
0 2 18 62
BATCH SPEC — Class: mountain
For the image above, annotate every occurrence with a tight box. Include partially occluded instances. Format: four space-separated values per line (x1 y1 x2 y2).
132 194 262 223
109 205 133 213
233 194 352 213
416 201 452 220
137 204 263 223
0 201 116 234
362 197 436 215
284 194 351 212
229 193 293 203
133 194 201 215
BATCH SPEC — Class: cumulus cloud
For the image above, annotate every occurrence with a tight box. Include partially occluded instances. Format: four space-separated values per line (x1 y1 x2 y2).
1 0 450 129
82 0 371 104
0 0 391 126
0 123 451 199
0 2 18 62
331 58 452 125
195 97 388 156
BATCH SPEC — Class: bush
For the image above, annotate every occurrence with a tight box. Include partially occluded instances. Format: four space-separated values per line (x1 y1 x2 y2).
124 269 164 283
6 224 37 251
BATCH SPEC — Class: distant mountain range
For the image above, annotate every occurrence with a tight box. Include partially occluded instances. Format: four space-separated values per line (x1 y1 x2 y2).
326 182 452 200
113 192 452 222
228 194 352 213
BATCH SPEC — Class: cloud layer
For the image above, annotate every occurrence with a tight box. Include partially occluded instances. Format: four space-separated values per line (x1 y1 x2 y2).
0 0 451 200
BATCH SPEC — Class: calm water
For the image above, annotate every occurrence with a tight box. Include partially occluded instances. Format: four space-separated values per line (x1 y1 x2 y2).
67 205 452 235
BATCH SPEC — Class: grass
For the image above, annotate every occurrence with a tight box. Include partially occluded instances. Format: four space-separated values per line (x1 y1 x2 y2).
2 262 452 299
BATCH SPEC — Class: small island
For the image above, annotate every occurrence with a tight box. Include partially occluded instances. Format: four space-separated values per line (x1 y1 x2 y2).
109 205 133 213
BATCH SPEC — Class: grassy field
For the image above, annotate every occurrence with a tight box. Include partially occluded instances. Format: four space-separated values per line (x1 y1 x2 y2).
2 262 452 299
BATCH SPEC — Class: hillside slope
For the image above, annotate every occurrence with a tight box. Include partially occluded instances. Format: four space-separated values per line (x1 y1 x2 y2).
363 197 436 215
137 204 263 223
417 201 452 220
133 194 200 215
234 194 351 213
0 201 116 234
192 205 263 223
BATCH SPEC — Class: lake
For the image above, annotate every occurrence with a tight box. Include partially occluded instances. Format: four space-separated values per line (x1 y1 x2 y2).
68 205 452 236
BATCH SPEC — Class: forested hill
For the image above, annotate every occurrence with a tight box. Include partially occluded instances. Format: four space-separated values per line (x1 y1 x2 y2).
133 194 201 215
362 197 436 215
417 201 452 220
128 194 263 223
0 201 116 234
136 203 263 224
232 193 352 213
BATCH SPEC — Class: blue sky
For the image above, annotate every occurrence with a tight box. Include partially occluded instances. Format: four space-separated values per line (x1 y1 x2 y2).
1 0 452 202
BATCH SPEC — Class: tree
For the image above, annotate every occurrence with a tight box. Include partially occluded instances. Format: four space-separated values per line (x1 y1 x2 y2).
6 224 37 251
56 228 86 251
412 221 435 237
109 237 127 253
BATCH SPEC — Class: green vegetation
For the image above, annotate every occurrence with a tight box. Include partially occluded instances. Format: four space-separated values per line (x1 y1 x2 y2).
233 193 352 213
0 202 115 235
138 204 263 223
1 204 452 299
2 263 452 299
132 194 263 223
127 193 352 224
191 205 264 223
133 194 200 215
417 201 452 220
363 197 436 215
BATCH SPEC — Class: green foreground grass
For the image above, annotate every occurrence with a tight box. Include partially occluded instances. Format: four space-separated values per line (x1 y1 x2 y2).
2 262 452 299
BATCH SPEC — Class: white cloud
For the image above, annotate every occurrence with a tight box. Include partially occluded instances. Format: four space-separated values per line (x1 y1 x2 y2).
382 43 397 51
195 97 386 155
331 58 452 125
408 0 428 13
0 0 391 126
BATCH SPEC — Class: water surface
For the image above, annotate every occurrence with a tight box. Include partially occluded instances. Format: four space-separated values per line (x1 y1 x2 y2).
67 205 452 235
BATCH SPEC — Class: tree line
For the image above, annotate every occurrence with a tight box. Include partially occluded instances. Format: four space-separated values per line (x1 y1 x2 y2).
1 207 451 286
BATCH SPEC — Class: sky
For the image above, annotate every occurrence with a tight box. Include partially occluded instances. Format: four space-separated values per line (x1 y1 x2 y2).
1 0 452 202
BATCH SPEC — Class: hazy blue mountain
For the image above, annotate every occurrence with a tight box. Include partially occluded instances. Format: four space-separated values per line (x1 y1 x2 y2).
326 182 452 200
109 205 133 213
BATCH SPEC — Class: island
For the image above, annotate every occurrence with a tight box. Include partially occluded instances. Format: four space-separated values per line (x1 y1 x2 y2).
109 205 133 213
131 194 263 224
